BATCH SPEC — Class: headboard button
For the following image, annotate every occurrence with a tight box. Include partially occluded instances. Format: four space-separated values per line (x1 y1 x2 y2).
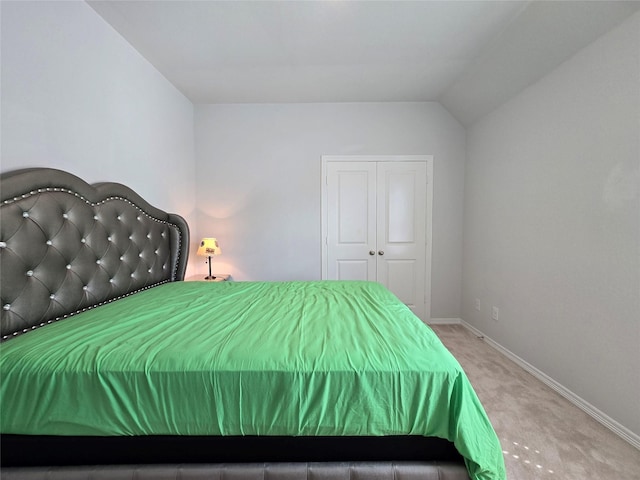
26 270 34 277
46 240 53 246
0 242 6 248
3 304 10 311
22 211 29 218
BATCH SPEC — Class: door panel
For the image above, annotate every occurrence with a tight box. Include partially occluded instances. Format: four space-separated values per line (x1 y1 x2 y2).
385 172 416 243
337 171 370 244
337 260 371 281
383 259 417 307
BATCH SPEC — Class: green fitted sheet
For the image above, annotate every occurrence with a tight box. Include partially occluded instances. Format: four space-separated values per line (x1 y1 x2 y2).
0 280 505 480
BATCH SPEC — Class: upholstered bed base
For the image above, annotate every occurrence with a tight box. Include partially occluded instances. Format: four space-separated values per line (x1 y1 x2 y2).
1 435 469 479
1 462 470 480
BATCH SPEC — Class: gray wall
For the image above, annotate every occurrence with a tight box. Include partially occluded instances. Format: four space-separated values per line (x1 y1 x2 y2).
462 12 639 436
194 102 466 319
0 1 196 268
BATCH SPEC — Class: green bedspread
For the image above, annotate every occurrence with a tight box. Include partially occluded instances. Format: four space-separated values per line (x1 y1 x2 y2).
0 280 505 480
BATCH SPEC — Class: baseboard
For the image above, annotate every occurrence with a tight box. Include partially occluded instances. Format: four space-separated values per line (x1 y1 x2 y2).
428 318 462 325
459 320 640 450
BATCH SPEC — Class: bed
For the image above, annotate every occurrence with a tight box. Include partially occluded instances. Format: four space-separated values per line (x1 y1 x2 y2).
0 168 506 480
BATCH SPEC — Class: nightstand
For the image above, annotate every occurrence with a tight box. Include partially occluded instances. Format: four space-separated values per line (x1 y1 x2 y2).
186 274 230 282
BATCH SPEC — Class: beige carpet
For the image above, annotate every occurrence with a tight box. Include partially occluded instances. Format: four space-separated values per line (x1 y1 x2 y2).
430 324 640 480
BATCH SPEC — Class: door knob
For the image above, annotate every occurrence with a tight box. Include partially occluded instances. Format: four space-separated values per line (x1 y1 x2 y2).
369 250 375 256
378 250 384 256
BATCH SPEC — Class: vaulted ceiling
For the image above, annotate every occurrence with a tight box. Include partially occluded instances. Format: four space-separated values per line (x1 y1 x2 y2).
88 0 639 125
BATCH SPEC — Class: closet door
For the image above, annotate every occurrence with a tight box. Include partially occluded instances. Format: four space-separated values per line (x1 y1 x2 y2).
376 162 426 319
325 160 427 320
326 162 377 281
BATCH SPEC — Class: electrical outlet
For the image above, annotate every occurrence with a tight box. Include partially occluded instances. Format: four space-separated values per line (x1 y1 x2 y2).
474 299 481 312
491 306 499 322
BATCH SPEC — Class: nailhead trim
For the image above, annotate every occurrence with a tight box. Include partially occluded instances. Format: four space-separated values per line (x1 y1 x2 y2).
1 280 171 341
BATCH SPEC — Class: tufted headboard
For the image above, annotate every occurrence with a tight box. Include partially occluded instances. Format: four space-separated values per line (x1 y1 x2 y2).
0 168 189 341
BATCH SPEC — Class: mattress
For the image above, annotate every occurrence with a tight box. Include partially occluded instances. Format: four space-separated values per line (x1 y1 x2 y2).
0 280 505 480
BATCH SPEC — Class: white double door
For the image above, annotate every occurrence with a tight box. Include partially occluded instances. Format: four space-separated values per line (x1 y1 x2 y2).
322 157 430 321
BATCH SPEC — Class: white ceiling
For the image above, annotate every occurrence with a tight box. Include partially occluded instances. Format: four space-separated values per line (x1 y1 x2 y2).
87 0 639 125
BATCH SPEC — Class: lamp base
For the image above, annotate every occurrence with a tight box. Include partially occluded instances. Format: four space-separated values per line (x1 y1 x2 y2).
204 255 215 280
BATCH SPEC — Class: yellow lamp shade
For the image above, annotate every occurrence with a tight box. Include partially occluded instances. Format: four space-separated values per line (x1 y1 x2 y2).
197 238 221 256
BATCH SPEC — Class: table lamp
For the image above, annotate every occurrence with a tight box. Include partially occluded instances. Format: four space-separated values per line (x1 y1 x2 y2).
197 237 221 280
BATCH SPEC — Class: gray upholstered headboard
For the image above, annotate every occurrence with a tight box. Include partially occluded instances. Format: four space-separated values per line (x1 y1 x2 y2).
0 168 189 340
